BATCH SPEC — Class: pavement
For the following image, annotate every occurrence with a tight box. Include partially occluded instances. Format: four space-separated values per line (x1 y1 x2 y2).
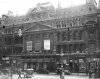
0 73 100 79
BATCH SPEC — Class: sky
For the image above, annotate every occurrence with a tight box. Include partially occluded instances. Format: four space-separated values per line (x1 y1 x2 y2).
0 0 99 16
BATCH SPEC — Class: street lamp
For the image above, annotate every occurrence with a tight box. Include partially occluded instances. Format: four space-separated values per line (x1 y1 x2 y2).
60 48 64 79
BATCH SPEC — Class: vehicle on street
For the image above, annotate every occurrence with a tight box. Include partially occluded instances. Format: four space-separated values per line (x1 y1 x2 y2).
56 64 71 75
1 68 10 75
24 68 34 78
37 68 49 74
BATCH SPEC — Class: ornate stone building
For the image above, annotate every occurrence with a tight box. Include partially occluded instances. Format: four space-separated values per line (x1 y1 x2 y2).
0 0 100 74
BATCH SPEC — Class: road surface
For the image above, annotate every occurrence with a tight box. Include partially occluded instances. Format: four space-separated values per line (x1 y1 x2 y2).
0 73 90 79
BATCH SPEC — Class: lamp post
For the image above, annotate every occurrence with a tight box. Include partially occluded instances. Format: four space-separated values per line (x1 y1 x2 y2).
60 47 64 79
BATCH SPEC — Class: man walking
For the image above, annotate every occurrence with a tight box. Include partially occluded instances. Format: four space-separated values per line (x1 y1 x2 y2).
18 69 22 79
89 69 92 79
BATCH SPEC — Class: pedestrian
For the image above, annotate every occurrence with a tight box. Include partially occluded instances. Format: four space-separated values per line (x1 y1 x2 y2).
18 69 22 79
60 68 62 79
94 68 97 79
89 69 92 78
60 68 64 79
86 69 88 76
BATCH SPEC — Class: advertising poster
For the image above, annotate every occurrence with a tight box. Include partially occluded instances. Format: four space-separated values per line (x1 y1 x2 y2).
44 39 50 50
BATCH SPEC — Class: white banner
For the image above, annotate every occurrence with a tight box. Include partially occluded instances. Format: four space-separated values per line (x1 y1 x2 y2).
44 40 50 50
27 41 32 51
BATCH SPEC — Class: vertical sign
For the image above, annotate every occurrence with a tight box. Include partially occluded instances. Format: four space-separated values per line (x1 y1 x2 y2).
44 39 50 50
27 41 32 51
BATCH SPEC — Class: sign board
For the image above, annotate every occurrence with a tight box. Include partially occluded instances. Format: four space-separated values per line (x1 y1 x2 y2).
27 41 32 51
44 39 50 50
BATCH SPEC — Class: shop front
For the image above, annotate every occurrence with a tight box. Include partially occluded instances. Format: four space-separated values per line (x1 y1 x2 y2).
56 54 87 73
69 54 87 73
22 57 56 72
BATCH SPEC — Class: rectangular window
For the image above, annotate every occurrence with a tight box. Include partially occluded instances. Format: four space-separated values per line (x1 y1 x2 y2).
27 41 32 51
44 39 50 50
35 40 41 51
35 34 41 51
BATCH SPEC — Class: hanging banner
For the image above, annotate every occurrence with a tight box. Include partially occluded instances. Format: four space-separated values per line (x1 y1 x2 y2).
44 39 50 50
27 41 32 51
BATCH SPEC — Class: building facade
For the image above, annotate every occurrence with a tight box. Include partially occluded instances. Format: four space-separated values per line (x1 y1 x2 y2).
0 0 100 74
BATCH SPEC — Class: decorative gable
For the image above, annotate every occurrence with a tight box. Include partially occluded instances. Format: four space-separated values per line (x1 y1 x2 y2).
25 23 54 32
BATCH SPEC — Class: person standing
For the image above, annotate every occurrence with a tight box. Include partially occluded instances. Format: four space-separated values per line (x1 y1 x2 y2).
86 68 88 76
18 69 22 79
94 68 97 79
89 69 92 79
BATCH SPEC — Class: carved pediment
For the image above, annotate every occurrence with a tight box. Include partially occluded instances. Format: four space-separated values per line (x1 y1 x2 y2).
25 23 54 32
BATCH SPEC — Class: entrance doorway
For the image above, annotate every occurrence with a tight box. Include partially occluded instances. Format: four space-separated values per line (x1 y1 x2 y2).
69 60 73 72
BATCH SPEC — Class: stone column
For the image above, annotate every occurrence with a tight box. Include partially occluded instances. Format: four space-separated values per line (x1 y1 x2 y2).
53 32 57 54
